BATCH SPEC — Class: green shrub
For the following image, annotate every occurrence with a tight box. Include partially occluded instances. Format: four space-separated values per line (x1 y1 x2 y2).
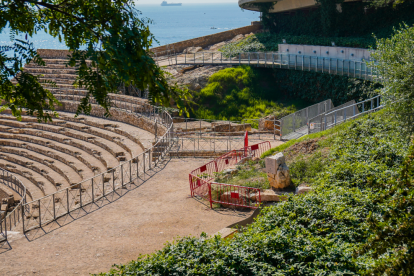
191 66 378 122
191 66 304 122
96 111 412 276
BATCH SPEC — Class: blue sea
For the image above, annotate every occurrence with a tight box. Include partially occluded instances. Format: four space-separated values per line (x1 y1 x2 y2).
0 3 259 49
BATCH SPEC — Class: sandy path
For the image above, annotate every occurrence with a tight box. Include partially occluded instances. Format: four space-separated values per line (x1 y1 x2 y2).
0 158 253 276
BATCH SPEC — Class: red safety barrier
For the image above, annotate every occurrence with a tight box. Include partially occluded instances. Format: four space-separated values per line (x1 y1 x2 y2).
189 141 271 208
210 183 261 209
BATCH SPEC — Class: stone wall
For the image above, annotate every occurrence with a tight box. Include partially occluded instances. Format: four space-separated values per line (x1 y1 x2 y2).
57 101 167 137
0 187 10 200
37 22 262 58
151 22 262 54
37 49 72 58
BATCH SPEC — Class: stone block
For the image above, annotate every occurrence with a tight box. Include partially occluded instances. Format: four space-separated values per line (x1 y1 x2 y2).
254 189 288 202
265 152 285 174
267 163 291 190
296 185 313 195
212 123 252 132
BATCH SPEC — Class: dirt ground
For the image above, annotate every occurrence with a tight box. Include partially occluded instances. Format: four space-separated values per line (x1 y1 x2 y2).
0 158 253 276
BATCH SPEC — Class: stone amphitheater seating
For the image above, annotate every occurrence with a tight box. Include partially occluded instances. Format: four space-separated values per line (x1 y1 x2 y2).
0 111 155 203
1 53 171 212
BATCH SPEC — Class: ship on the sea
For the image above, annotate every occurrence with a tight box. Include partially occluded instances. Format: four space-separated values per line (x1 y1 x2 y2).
161 1 182 6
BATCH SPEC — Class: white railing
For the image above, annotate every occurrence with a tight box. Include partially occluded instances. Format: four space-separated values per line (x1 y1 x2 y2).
157 51 378 81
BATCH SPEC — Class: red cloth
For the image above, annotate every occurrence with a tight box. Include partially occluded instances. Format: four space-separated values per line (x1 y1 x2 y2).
244 130 248 148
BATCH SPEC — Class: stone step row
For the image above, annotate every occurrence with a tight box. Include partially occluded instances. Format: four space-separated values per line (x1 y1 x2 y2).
0 138 100 177
0 130 111 171
0 147 81 186
23 67 78 75
0 115 134 161
0 153 68 191
0 163 46 199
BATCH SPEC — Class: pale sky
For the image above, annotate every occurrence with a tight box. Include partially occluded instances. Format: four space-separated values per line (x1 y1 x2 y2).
135 0 237 4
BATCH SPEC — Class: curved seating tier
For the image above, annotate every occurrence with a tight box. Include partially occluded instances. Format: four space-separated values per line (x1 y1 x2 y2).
0 111 155 202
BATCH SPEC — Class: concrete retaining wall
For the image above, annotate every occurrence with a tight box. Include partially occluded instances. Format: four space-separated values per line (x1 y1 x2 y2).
151 22 262 54
279 44 372 61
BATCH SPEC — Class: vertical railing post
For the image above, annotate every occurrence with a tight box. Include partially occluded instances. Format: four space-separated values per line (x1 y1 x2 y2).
52 194 56 220
79 183 82 207
102 174 105 197
66 188 69 214
38 199 41 228
130 160 132 183
302 55 304 70
91 178 94 203
121 164 124 189
112 169 115 191
21 201 25 234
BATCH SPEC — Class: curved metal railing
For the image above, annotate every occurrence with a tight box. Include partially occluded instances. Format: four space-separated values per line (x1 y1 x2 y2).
17 92 174 233
156 51 378 81
0 168 28 242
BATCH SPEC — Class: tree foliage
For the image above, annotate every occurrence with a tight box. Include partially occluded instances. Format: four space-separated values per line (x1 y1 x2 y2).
0 0 189 121
370 24 414 133
358 141 414 275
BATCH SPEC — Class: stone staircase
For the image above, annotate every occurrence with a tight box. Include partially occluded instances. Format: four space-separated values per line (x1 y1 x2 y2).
12 58 89 97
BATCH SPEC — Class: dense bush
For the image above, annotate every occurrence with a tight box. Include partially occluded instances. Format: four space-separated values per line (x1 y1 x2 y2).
191 66 378 122
97 111 412 276
191 66 303 121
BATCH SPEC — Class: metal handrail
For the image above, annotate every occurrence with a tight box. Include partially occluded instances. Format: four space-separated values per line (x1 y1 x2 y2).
325 95 382 116
19 91 174 233
0 168 27 242
156 51 379 81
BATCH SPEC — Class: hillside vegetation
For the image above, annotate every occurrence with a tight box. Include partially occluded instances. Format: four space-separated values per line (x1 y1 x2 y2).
190 66 378 122
97 111 413 275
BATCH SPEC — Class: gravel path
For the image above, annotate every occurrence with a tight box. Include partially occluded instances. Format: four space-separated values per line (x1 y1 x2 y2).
0 158 253 276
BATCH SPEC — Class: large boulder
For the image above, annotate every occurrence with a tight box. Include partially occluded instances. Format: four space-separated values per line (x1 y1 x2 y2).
265 152 285 174
257 189 288 202
208 42 226 51
183 47 203 54
265 153 291 189
230 34 245 43
259 115 276 131
296 184 313 195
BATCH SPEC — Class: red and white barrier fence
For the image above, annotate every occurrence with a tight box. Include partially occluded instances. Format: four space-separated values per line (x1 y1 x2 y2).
189 141 270 209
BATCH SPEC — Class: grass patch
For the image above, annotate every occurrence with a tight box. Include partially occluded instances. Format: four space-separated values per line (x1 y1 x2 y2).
214 159 270 190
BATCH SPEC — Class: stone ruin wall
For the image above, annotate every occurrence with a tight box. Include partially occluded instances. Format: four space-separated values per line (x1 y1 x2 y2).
57 101 168 136
151 22 262 54
0 187 9 201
